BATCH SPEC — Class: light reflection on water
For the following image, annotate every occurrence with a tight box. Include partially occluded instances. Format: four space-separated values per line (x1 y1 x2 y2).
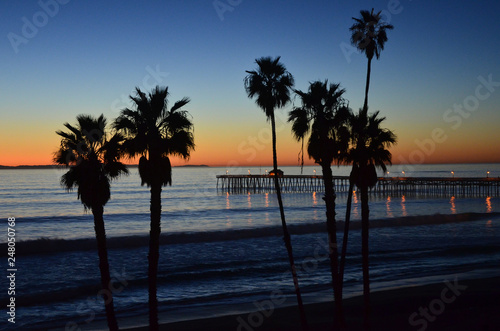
401 195 408 217
386 196 393 218
247 192 252 224
352 190 359 219
2 166 500 242
486 196 492 213
312 191 319 221
450 196 457 214
264 193 271 224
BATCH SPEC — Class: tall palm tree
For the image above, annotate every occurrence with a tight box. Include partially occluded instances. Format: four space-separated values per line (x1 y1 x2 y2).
54 114 128 331
113 86 194 331
244 56 308 330
289 80 350 327
350 9 393 110
346 108 396 329
344 8 393 307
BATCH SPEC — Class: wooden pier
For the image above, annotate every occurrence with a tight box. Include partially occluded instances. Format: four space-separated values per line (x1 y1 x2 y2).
216 174 500 196
373 177 500 196
216 175 349 193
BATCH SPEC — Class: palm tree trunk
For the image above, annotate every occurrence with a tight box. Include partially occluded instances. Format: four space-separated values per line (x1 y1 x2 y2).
320 163 345 328
363 57 372 111
270 112 308 331
148 181 162 331
92 205 119 331
339 180 354 293
360 185 371 330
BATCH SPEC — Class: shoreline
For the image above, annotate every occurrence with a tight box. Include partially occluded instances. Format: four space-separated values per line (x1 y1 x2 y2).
67 276 500 331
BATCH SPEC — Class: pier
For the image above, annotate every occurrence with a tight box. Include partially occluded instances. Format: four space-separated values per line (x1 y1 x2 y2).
373 177 500 196
216 175 349 193
216 174 500 196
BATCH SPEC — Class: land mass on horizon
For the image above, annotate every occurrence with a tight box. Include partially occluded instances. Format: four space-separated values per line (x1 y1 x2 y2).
0 164 210 169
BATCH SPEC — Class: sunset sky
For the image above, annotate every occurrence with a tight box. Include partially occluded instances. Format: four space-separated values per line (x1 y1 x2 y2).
1 0 499 167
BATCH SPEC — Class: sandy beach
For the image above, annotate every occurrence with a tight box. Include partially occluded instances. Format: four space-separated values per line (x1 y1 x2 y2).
110 276 500 331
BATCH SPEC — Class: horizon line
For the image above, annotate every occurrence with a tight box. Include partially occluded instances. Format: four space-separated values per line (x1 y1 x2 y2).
1 161 500 169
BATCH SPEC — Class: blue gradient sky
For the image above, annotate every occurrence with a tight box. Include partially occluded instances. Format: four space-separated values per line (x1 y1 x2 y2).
1 0 499 166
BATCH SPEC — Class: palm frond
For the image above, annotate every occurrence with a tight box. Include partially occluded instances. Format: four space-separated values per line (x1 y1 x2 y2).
60 167 78 190
288 107 310 141
113 114 137 133
138 156 153 187
346 108 397 182
114 86 195 188
104 161 129 179
165 131 195 159
350 8 393 60
290 80 350 166
244 56 294 119
55 114 128 209
170 97 190 113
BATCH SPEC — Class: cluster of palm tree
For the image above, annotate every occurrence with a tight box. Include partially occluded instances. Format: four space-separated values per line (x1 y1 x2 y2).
54 86 194 331
53 7 393 331
244 8 395 330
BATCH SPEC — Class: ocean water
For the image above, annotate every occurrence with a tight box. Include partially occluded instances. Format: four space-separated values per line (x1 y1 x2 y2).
1 164 499 330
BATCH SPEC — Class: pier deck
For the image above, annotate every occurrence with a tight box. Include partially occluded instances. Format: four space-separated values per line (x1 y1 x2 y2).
216 174 500 196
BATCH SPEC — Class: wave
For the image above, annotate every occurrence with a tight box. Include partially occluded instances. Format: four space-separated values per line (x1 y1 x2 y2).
8 283 103 307
7 258 287 308
11 204 313 224
10 245 499 309
369 244 500 262
432 244 500 258
9 274 282 310
2 212 498 257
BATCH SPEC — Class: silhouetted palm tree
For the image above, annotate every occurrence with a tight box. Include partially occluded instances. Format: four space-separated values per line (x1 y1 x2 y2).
350 9 393 110
244 56 308 330
346 108 396 329
289 80 350 327
54 114 128 331
344 9 393 312
113 86 194 331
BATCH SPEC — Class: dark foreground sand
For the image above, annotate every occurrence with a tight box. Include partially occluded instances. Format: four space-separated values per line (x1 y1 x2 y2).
122 277 500 331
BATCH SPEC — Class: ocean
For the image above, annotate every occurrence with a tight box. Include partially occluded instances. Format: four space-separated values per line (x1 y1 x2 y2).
1 164 499 330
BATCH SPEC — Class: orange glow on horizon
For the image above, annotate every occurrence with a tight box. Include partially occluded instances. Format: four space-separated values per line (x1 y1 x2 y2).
2 117 500 167
3 146 500 168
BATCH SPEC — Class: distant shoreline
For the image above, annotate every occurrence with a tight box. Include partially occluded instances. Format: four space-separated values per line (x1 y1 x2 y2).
2 162 500 169
0 165 63 169
0 164 210 169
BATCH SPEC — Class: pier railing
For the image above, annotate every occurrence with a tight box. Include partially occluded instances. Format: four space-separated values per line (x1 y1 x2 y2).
216 174 500 196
